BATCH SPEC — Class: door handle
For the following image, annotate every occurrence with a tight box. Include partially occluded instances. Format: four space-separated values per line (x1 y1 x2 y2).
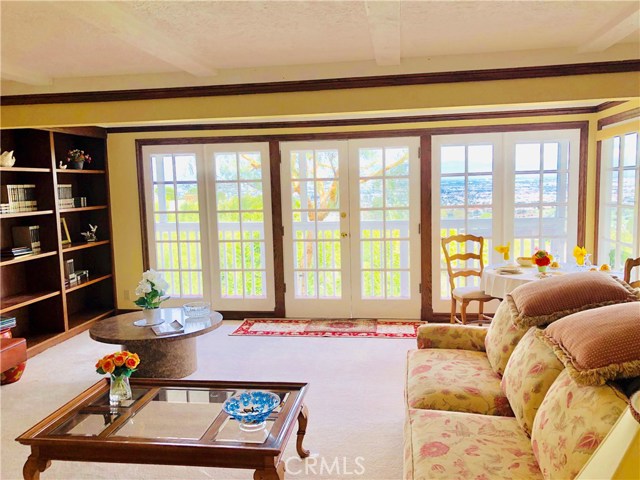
341 232 348 238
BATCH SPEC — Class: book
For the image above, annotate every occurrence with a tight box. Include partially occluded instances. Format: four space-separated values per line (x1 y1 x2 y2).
0 315 17 330
1 246 33 258
12 225 41 253
152 320 184 336
57 184 74 209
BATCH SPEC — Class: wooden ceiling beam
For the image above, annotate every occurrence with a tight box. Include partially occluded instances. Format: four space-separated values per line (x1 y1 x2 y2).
578 5 640 53
52 2 217 77
365 1 402 66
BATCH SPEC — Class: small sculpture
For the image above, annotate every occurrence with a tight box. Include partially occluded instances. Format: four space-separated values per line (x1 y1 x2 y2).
58 161 67 170
81 224 98 242
0 150 16 167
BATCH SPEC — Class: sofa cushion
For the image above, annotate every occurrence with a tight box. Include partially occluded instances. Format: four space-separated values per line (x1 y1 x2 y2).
506 272 638 328
406 349 513 416
485 300 530 376
530 370 628 480
537 302 640 385
501 328 564 436
404 409 542 480
416 324 487 351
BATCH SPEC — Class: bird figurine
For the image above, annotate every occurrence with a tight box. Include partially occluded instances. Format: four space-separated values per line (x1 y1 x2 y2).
81 224 98 242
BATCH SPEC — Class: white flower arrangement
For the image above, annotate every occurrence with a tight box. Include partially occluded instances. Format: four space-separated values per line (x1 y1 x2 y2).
134 269 170 309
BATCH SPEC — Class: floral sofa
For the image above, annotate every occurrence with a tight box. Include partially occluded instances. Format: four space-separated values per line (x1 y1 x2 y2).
404 273 640 480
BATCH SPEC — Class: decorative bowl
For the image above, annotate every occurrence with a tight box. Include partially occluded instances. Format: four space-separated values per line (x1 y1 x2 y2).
516 257 533 267
223 391 281 431
182 301 211 317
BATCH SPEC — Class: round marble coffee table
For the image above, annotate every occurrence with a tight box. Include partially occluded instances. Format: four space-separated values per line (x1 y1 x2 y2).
89 308 223 378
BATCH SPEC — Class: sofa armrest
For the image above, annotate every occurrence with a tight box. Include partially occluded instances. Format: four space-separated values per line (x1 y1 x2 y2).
416 324 487 351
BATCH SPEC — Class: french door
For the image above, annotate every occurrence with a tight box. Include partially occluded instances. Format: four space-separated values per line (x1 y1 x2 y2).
280 138 421 318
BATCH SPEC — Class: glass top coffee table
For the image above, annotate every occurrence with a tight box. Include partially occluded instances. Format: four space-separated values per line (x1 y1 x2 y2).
17 378 309 480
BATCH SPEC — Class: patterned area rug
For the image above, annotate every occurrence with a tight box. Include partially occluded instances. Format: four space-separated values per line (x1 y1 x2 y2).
231 318 420 338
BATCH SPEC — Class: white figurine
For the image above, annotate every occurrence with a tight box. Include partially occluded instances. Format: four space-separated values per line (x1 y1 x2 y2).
59 161 67 170
81 224 98 242
0 150 16 167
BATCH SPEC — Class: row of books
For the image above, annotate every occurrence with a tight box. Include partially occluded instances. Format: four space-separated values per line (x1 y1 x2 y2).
1 184 38 213
58 184 74 209
12 225 41 253
1 246 34 259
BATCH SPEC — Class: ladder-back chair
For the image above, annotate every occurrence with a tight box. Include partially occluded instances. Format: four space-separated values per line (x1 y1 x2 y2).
624 257 640 289
441 234 497 325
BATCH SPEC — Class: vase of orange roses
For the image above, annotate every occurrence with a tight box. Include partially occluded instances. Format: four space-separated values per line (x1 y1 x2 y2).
532 250 552 273
96 351 140 405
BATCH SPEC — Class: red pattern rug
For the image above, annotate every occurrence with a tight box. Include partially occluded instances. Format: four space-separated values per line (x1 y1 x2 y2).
231 318 420 338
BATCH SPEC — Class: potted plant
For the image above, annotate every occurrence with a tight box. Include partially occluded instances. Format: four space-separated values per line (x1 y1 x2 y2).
66 149 92 170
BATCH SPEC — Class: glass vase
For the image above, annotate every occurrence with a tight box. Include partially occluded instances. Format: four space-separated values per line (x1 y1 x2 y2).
537 265 548 273
109 374 132 406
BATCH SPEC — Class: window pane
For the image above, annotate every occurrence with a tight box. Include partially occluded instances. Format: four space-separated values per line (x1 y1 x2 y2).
152 155 173 182
441 177 465 206
316 150 340 178
385 148 409 176
542 173 558 203
441 146 465 174
385 178 409 207
515 174 540 203
623 133 637 167
622 170 636 205
468 145 492 173
468 175 492 205
238 152 262 180
215 153 238 181
515 144 541 171
543 143 559 170
359 148 383 177
175 155 197 181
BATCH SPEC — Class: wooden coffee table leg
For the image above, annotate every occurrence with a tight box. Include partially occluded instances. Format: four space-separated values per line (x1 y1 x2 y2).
23 453 51 480
254 459 285 480
296 404 310 458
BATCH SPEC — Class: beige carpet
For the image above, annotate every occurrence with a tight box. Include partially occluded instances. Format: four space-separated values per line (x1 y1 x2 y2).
0 320 412 480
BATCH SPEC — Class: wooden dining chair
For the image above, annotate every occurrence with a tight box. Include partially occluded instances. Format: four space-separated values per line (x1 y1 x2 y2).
624 257 640 289
441 234 498 325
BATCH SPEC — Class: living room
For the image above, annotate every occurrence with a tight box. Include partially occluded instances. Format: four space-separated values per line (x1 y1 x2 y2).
1 1 640 479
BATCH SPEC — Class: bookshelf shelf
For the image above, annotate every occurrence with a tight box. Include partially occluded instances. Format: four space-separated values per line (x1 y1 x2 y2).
68 308 115 331
65 274 112 293
0 167 51 173
1 127 115 357
0 210 54 219
62 240 110 252
56 169 106 175
59 205 108 213
0 251 57 267
0 290 61 314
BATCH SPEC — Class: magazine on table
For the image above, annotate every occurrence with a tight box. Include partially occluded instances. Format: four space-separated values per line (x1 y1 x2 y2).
152 320 184 336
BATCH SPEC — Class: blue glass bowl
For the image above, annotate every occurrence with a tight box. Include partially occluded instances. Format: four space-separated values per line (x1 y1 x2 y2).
223 391 281 431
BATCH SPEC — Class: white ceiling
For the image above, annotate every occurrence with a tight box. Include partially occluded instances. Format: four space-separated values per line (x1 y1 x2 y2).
1 0 639 96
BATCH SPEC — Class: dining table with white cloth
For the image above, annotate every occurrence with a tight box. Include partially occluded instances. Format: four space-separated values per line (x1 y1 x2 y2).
480 265 622 299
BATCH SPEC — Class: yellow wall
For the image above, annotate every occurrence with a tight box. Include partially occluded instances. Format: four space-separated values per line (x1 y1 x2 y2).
2 73 639 311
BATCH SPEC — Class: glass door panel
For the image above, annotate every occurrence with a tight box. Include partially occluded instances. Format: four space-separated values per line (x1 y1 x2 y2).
281 141 351 317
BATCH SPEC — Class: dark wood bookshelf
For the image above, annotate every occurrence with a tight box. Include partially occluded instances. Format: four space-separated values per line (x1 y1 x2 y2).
62 240 110 252
67 308 115 331
0 290 61 314
59 205 108 213
0 210 55 219
65 274 112 293
0 127 115 356
56 169 106 175
0 251 57 267
0 167 51 173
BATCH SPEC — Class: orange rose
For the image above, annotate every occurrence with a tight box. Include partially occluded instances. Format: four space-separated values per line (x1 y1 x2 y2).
101 358 115 374
95 359 103 369
113 354 126 367
125 353 140 369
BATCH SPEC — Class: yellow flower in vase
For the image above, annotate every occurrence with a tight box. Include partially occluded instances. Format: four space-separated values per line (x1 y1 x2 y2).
573 246 587 266
495 243 510 262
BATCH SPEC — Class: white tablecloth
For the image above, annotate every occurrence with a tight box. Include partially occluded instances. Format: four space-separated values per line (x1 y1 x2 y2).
480 267 566 299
